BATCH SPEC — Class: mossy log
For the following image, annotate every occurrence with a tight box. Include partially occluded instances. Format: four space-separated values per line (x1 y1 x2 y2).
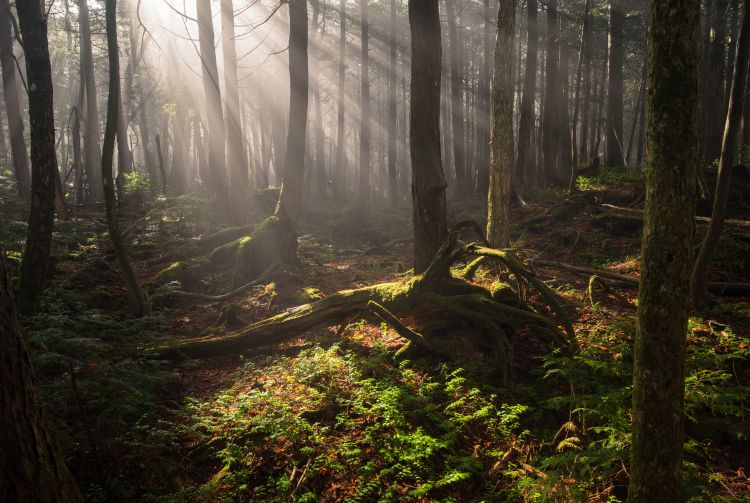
150 234 579 360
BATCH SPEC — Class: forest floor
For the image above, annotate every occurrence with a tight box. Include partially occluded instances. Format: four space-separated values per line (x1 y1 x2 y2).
2 170 750 502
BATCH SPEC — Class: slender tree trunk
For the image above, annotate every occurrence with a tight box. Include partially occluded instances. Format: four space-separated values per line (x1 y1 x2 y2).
542 0 561 184
221 0 248 218
15 0 61 313
517 0 538 189
626 58 647 166
335 0 346 200
1 261 82 502
102 0 143 316
197 0 229 205
691 0 750 306
636 80 647 166
446 0 466 197
580 8 592 163
274 0 308 227
606 0 625 169
387 0 399 202
568 0 592 193
0 101 6 164
487 0 515 248
704 0 730 163
629 1 700 499
79 0 103 202
0 0 30 200
409 0 447 273
358 0 370 204
475 0 491 195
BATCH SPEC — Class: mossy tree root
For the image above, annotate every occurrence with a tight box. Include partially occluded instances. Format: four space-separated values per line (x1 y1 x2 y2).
149 233 578 360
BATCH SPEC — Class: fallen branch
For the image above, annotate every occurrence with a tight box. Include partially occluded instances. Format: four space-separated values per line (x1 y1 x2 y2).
601 203 750 230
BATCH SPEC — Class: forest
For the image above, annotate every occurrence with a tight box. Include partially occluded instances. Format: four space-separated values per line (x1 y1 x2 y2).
0 0 749 501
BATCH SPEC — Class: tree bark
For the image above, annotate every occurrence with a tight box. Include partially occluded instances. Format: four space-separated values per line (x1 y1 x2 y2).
387 0 399 203
1 261 82 502
628 1 700 500
197 0 229 204
221 0 248 218
606 0 625 169
103 0 144 316
691 0 750 306
517 0 538 188
409 0 447 273
79 0 103 202
542 0 561 184
487 0 515 248
475 0 491 195
568 0 592 193
446 0 466 197
335 0 346 200
0 0 30 201
15 0 60 313
358 0 371 204
274 0 308 228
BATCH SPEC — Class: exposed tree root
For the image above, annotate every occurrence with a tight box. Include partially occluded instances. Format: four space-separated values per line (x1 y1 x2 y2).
150 233 579 361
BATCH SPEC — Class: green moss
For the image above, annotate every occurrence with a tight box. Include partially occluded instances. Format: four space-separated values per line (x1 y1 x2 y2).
148 261 187 289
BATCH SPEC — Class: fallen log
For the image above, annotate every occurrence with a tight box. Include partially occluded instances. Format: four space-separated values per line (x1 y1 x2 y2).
601 204 750 230
535 259 750 296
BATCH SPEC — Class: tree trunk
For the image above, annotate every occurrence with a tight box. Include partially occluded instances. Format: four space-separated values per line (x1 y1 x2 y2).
628 1 700 500
703 0 729 163
606 0 625 169
358 0 370 204
79 0 103 202
0 0 30 200
487 0 515 248
221 0 248 218
274 0 308 228
475 0 491 195
542 0 560 184
1 261 82 503
387 0 399 203
568 0 592 193
517 0 538 189
691 0 750 306
197 0 229 204
335 0 346 200
15 0 60 313
103 0 143 317
409 0 447 273
446 0 466 197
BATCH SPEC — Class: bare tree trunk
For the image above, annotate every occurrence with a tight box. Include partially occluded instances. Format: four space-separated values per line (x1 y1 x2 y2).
409 0 447 273
358 0 370 204
475 0 492 195
387 0 399 203
446 0 466 197
335 0 346 200
487 0 515 248
542 0 561 184
1 261 82 502
606 0 625 169
15 0 61 313
691 0 750 306
568 0 592 193
517 0 538 189
629 1 700 499
274 0 308 228
102 0 143 316
79 0 103 202
0 0 30 200
221 0 248 218
197 0 229 205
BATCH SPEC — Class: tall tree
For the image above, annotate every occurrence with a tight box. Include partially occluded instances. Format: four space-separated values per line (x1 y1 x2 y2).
446 0 466 197
103 0 144 316
703 0 730 163
516 0 538 188
335 0 346 200
387 0 400 202
691 0 750 306
409 0 447 273
606 0 625 169
542 0 561 184
274 0 309 227
1 260 82 502
79 0 103 202
358 0 371 203
221 0 248 218
15 0 62 312
629 0 700 499
569 0 593 193
197 0 229 205
0 0 30 200
487 0 515 248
